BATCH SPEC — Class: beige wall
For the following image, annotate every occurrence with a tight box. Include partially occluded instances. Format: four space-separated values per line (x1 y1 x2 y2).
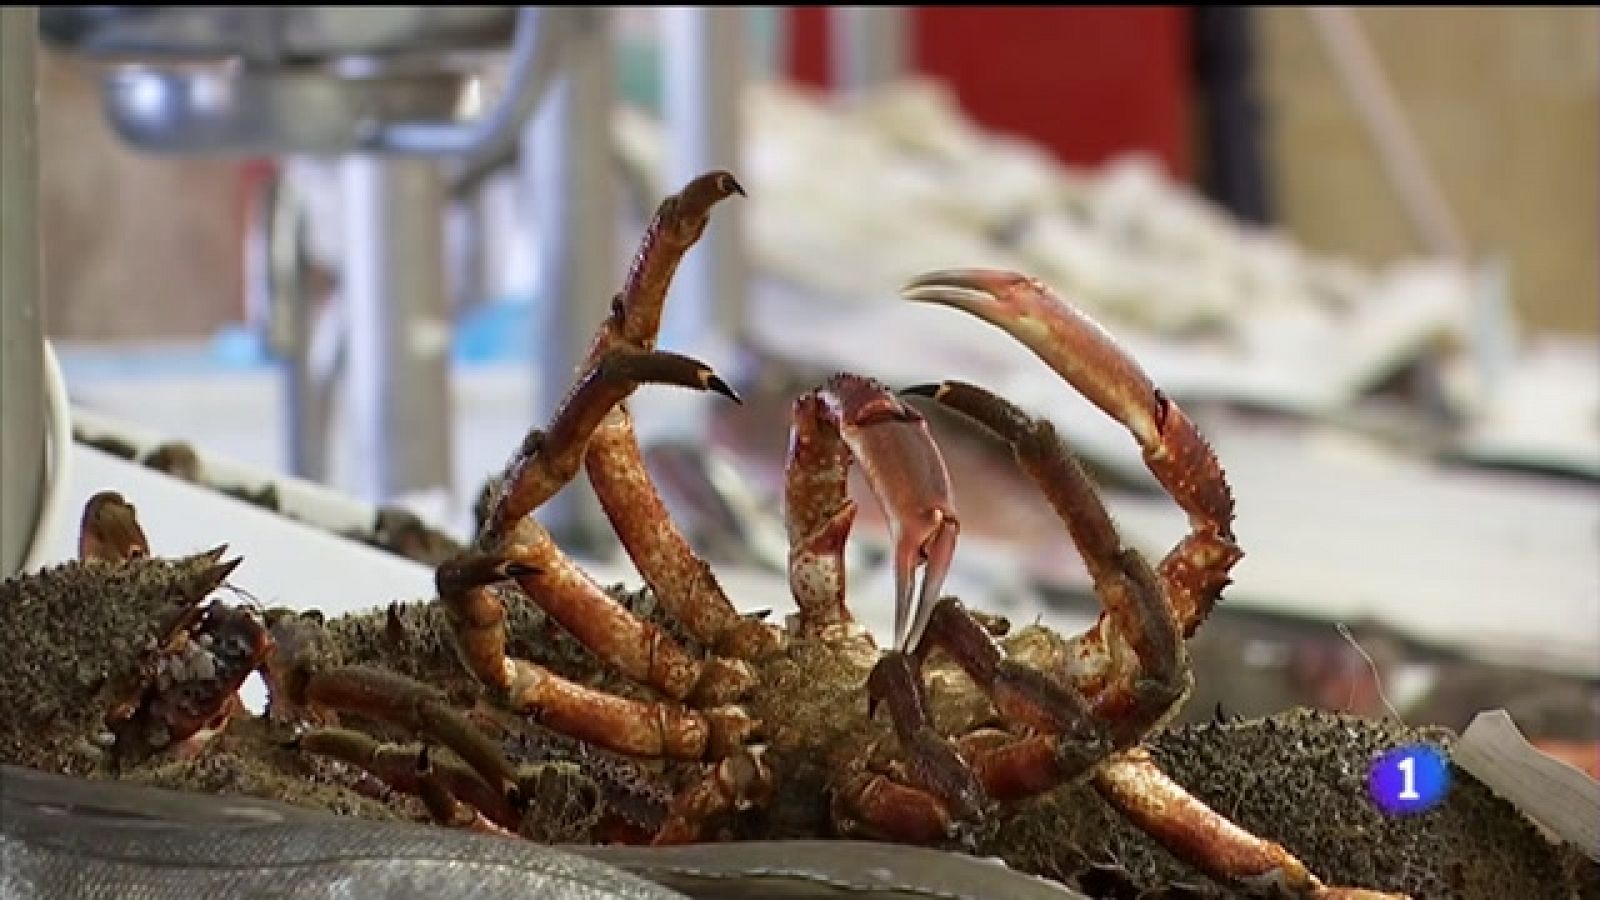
37 50 244 341
1259 7 1598 335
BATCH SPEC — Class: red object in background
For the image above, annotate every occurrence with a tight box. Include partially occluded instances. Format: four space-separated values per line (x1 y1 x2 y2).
787 7 1194 181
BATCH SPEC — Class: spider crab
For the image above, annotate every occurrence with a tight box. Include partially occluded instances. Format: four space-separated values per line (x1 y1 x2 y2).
259 171 1394 899
0 172 1406 899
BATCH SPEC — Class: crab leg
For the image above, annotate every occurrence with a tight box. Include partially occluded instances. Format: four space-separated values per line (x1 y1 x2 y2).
652 747 775 845
840 598 1111 842
413 746 523 838
298 729 520 831
288 665 524 805
495 523 758 706
484 348 739 542
602 169 744 353
584 412 783 660
1095 749 1407 900
902 384 1191 733
865 624 1403 897
576 171 783 661
444 525 755 705
801 374 960 656
500 659 755 761
902 269 1241 635
79 490 150 563
436 540 756 760
862 652 988 821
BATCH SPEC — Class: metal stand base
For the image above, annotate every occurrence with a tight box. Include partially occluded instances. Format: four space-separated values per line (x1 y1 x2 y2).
341 157 455 504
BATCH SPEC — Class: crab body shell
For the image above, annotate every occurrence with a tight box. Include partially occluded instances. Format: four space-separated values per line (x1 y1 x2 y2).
0 551 248 774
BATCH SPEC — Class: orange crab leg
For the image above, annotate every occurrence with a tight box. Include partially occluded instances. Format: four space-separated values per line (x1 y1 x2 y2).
442 522 755 706
603 170 744 353
902 269 1241 635
437 537 755 761
502 523 755 706
1095 749 1407 900
584 411 783 661
433 554 523 695
804 373 960 655
502 656 756 760
574 171 783 661
484 349 738 542
834 766 963 845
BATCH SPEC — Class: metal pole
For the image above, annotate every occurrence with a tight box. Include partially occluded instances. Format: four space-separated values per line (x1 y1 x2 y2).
1305 6 1468 261
657 6 748 441
524 7 616 548
1 7 45 576
831 6 907 96
340 156 455 505
280 189 329 483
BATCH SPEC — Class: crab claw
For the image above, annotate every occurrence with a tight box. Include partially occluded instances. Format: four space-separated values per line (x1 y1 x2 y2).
902 269 1163 450
902 269 1234 539
794 374 960 655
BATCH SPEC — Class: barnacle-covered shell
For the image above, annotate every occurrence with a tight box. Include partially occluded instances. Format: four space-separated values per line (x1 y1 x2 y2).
0 550 236 774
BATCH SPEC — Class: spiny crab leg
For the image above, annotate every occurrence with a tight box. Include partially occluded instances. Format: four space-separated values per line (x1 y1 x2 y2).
798 373 960 656
901 268 1241 635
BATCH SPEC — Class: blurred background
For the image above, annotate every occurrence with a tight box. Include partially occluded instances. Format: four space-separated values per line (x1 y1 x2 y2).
5 7 1597 771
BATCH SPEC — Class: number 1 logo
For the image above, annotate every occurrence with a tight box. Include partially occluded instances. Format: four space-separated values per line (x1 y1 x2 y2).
1369 744 1449 816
